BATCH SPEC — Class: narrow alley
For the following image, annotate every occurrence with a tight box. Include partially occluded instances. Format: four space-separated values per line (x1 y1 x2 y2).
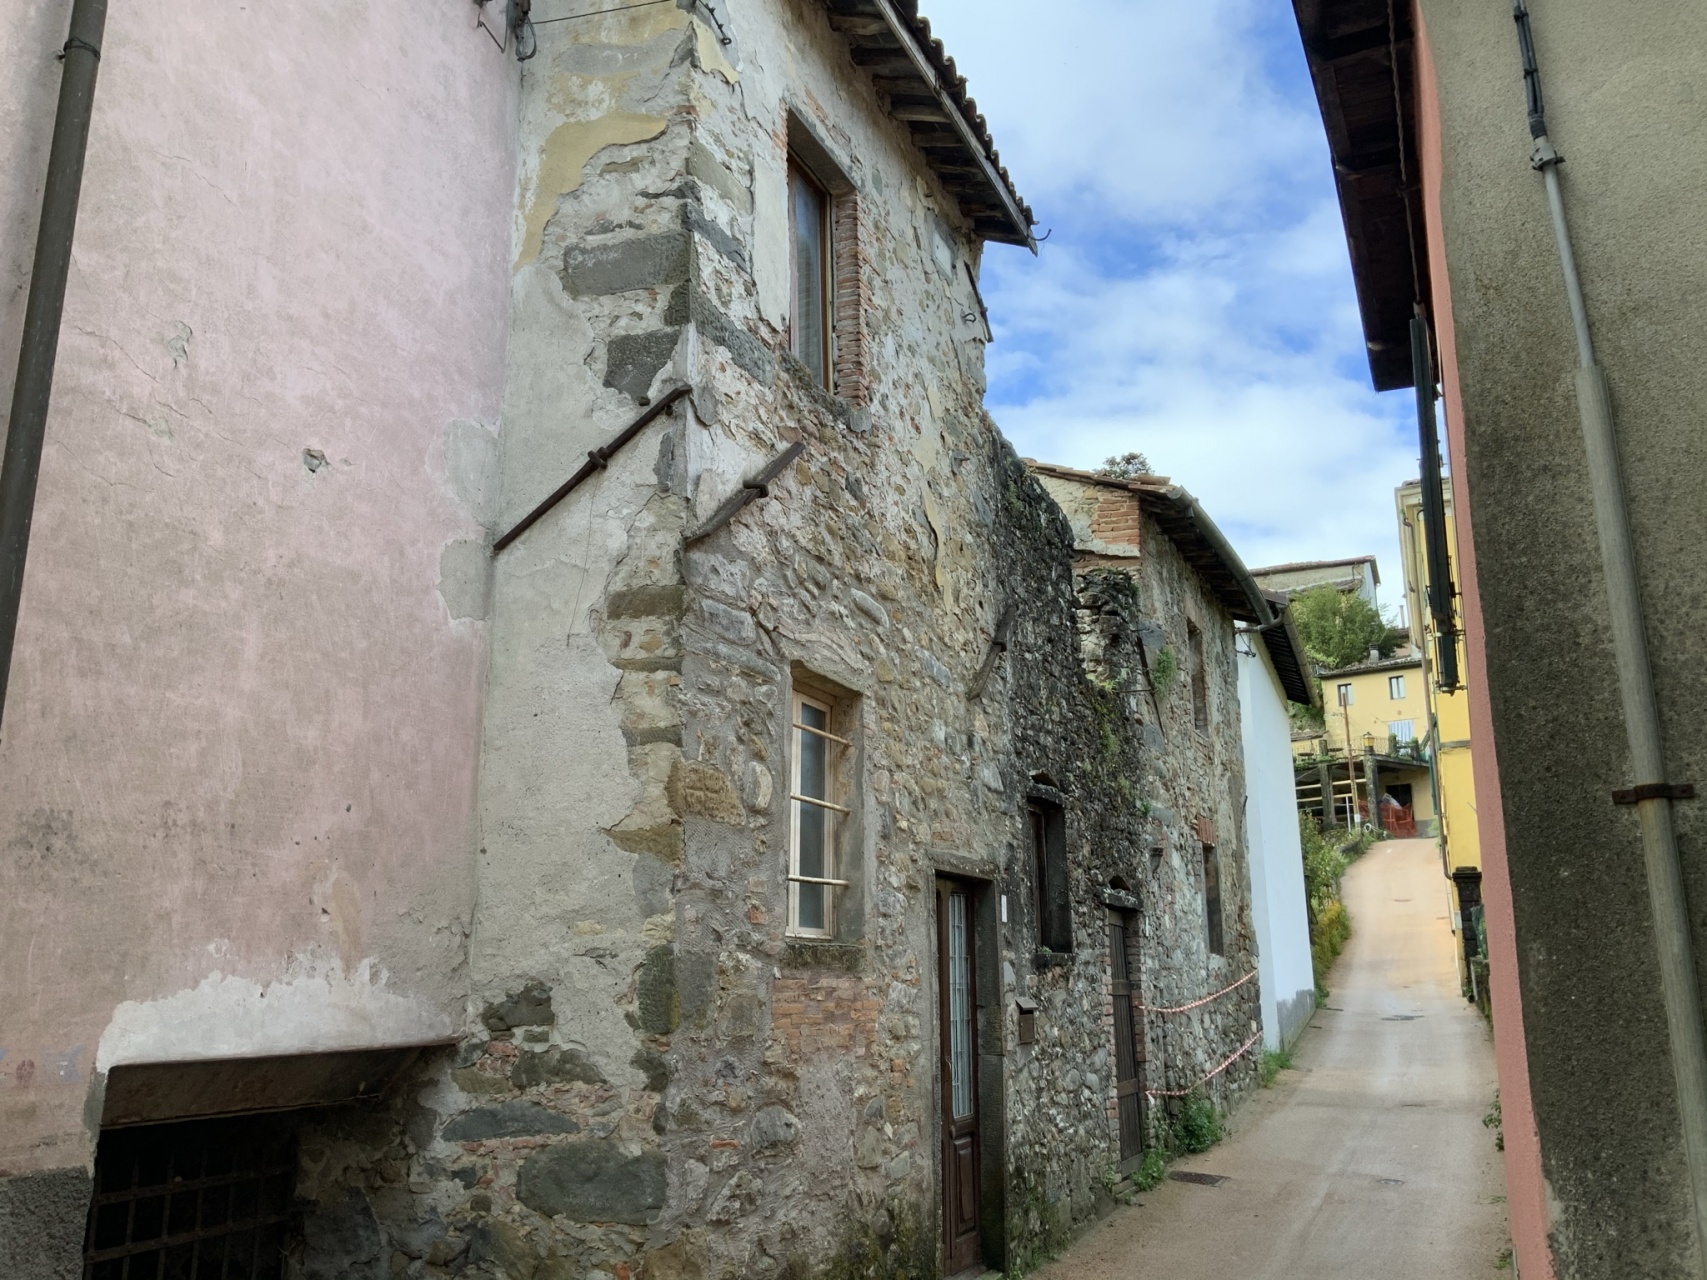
1037 838 1509 1280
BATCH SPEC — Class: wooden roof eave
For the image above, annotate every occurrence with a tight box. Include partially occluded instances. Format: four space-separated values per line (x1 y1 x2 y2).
1292 0 1429 391
825 0 1036 250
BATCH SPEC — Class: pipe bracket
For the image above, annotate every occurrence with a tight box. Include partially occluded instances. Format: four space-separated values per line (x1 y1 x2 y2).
1613 783 1697 806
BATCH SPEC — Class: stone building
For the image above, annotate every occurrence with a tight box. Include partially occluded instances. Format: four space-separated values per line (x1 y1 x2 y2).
1024 463 1321 1057
2 1 1266 1277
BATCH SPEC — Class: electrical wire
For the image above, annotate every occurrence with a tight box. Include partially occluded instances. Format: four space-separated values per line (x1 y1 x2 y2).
530 0 673 26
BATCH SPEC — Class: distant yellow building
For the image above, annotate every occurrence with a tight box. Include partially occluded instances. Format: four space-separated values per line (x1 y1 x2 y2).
1396 478 1483 998
1292 651 1437 835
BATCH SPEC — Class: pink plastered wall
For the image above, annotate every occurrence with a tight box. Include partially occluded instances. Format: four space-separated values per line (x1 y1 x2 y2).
0 2 516 1174
1414 9 1555 1276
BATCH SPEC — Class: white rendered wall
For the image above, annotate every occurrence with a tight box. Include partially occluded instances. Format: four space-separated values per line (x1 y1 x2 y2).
1238 643 1317 1050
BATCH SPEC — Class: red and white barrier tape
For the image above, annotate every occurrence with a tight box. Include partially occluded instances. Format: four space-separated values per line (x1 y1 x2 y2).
1137 968 1257 1015
1144 1030 1263 1099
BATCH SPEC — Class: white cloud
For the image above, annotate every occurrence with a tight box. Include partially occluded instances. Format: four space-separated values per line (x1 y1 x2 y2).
920 0 1322 224
918 0 1421 599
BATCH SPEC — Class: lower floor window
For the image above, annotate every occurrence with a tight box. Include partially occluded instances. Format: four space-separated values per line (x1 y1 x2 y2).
790 688 850 935
84 1114 296 1280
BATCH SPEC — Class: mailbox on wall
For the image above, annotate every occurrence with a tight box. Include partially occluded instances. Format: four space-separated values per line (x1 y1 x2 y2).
1015 996 1038 1046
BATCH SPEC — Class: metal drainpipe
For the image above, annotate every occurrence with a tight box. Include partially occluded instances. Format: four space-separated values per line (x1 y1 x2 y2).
1513 3 1707 1266
0 0 109 733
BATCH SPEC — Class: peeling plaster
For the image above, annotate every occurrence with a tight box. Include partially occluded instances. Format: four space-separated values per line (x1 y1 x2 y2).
692 21 739 86
517 113 669 267
95 953 452 1073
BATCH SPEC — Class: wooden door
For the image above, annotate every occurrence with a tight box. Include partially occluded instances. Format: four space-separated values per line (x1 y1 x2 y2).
1109 911 1148 1169
938 881 982 1275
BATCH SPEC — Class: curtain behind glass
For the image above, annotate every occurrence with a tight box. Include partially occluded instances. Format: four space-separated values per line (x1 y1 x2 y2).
790 166 828 387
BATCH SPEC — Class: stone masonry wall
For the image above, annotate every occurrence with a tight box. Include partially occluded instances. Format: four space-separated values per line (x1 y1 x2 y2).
283 3 1261 1277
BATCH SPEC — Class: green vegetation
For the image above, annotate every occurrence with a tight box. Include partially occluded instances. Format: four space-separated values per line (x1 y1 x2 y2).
1288 583 1402 671
1495 1246 1515 1270
1484 1091 1504 1152
1300 813 1349 915
1132 1148 1167 1192
1260 1047 1294 1087
1095 450 1153 479
1301 814 1366 998
1151 645 1178 696
1311 901 1351 1000
1168 1092 1225 1154
1288 697 1327 733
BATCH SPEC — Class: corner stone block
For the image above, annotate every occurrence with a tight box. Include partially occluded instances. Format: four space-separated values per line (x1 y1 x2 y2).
511 1046 607 1089
515 1142 667 1224
607 584 687 620
605 328 683 403
443 1100 582 1142
563 230 690 298
637 944 679 1034
668 759 747 825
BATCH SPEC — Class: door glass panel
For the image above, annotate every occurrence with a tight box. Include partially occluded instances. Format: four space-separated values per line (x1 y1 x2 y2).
949 893 973 1119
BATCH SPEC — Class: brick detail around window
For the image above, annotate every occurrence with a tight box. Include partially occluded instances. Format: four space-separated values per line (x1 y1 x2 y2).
830 192 869 405
1088 489 1142 550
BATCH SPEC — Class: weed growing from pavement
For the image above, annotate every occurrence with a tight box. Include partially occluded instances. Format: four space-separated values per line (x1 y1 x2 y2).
1495 1246 1514 1270
1170 1092 1225 1154
1260 1047 1295 1086
1484 1090 1504 1151
1132 1148 1167 1191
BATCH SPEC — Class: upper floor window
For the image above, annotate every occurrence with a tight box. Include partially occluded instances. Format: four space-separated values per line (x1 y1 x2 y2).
1187 621 1209 733
788 159 832 388
1337 682 1354 707
1028 798 1072 953
789 688 849 936
1389 674 1406 700
1203 841 1224 956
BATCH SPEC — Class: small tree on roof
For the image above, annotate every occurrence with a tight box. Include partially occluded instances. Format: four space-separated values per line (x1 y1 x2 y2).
1095 451 1153 480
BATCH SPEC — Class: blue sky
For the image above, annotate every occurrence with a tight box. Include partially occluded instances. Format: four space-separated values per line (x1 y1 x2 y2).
921 0 1417 594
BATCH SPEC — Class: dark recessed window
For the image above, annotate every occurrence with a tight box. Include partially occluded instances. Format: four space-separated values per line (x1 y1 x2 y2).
788 158 832 388
1203 842 1224 956
84 1114 296 1279
1029 799 1072 952
1188 620 1209 733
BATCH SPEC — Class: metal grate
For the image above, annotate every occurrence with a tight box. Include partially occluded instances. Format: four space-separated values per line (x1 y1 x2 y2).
1168 1170 1229 1187
83 1115 296 1280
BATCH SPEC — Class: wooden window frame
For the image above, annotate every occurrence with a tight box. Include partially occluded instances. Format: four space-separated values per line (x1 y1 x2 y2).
787 157 834 390
1187 620 1209 735
1028 799 1072 954
1202 842 1225 957
1389 674 1406 700
788 687 850 938
1337 682 1354 707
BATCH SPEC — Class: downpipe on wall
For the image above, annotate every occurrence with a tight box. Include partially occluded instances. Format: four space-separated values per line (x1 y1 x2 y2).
1512 3 1707 1267
0 0 108 734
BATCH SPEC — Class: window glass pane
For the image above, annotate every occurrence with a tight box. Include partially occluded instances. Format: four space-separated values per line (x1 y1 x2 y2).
790 167 828 386
949 893 974 1118
794 700 831 933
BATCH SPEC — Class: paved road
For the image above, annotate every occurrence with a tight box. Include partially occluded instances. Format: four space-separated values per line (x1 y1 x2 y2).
1035 837 1509 1279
